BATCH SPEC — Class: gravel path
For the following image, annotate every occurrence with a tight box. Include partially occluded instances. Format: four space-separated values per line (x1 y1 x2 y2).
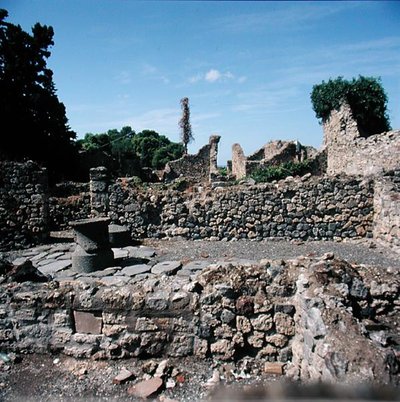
147 238 400 269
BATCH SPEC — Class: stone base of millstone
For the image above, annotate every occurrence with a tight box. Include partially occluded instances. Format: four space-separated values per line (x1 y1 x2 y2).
72 244 114 273
108 224 132 247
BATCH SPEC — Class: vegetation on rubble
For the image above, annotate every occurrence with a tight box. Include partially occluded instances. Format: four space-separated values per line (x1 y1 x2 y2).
250 160 313 183
311 76 391 136
0 9 79 181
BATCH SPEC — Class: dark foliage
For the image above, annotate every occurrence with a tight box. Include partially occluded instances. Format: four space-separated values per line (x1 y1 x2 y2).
311 76 391 136
0 9 78 181
250 160 313 183
77 127 184 174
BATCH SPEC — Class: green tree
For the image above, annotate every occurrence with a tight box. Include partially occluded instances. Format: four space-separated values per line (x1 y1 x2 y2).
179 97 193 154
132 129 183 169
78 127 184 172
0 9 77 180
311 76 391 136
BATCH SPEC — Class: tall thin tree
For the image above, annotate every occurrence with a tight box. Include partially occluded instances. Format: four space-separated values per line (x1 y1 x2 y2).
179 97 193 154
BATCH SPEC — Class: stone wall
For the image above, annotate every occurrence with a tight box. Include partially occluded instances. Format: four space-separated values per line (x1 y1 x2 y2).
231 141 317 180
0 161 49 250
109 176 374 242
48 190 90 231
323 103 400 176
1 256 398 384
373 171 400 253
164 136 221 183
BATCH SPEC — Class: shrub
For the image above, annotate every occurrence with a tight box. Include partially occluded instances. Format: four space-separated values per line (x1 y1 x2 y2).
250 160 313 183
311 76 391 136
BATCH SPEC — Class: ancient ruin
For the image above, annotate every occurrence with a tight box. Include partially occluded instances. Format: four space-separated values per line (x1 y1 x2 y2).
1 102 400 399
231 140 318 180
164 135 221 183
323 102 400 176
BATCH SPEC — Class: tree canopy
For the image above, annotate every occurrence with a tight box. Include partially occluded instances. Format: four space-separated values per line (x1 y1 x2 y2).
77 127 184 172
0 9 78 180
310 76 391 136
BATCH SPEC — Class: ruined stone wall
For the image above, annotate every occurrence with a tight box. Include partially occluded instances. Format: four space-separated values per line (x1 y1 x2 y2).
0 262 296 363
108 176 374 242
232 141 317 180
323 103 400 176
1 256 398 384
48 190 90 231
231 144 247 180
373 171 400 253
165 136 221 183
0 161 49 250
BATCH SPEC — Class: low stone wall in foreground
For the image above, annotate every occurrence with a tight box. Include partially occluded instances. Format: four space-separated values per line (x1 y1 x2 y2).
1 255 399 384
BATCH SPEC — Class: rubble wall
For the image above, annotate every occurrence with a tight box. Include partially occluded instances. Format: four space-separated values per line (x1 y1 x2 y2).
0 161 49 251
1 257 398 384
48 182 91 230
373 171 400 253
108 176 374 242
323 103 400 176
164 136 220 183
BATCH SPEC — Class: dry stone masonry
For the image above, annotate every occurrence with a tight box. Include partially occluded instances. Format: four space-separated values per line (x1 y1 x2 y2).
0 245 398 385
0 161 49 250
109 175 374 242
373 170 400 253
323 103 400 176
164 135 221 183
230 140 317 180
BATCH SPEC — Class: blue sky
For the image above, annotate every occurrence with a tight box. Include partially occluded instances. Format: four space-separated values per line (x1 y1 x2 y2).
4 1 400 165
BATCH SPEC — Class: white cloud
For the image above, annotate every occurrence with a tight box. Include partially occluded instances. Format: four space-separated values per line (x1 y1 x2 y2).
190 69 239 84
238 76 247 84
205 69 222 82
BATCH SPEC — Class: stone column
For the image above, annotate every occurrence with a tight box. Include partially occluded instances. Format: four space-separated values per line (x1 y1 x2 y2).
231 143 247 180
209 135 221 182
90 166 109 217
70 217 114 273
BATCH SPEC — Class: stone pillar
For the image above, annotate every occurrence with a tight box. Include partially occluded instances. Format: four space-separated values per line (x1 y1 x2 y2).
231 143 247 180
209 135 221 182
90 167 109 217
70 217 114 273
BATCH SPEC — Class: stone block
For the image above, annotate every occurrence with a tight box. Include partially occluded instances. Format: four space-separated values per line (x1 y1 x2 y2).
73 310 103 334
151 261 182 276
264 362 285 375
274 312 295 336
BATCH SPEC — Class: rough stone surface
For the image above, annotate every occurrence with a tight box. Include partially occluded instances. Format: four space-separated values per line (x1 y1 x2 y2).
323 103 400 176
0 160 49 250
165 136 221 183
373 171 400 253
151 261 182 276
231 140 317 180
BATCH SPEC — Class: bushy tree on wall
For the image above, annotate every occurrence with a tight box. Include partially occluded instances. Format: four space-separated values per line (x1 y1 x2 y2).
0 9 78 181
310 76 391 136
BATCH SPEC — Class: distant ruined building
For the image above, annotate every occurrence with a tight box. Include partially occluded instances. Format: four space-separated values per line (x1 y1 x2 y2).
230 140 318 180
